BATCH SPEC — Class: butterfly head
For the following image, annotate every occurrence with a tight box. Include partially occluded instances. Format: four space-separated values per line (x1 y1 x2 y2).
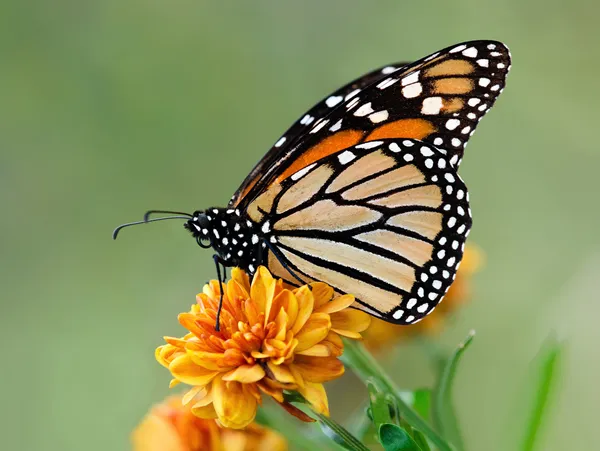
185 211 212 248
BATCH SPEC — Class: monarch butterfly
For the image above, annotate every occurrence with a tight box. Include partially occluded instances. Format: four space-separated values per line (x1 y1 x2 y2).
114 40 510 328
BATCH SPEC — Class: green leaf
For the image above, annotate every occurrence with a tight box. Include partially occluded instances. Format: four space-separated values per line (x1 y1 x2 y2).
412 389 432 423
431 330 475 451
368 380 393 428
412 430 432 451
317 412 371 451
342 340 453 451
379 423 423 451
518 337 563 451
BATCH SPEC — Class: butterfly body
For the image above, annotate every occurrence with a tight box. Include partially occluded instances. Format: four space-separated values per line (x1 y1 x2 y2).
115 40 510 326
185 208 265 271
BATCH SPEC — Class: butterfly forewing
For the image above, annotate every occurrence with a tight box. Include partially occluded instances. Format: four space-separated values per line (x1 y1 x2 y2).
229 62 411 208
246 139 471 324
233 40 510 211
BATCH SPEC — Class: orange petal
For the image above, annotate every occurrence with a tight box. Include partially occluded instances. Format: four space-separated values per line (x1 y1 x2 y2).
292 356 344 383
275 400 316 423
131 408 183 451
330 309 371 335
251 266 276 317
460 243 484 274
295 313 331 352
309 282 334 309
316 294 355 314
169 354 219 386
297 382 329 416
222 364 265 383
291 286 314 335
267 289 296 325
155 344 181 368
212 377 258 429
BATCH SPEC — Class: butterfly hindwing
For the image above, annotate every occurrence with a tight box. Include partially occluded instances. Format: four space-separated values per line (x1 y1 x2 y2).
246 138 471 324
233 40 510 211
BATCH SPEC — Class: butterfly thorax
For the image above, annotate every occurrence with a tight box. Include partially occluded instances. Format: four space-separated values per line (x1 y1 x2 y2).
185 207 263 271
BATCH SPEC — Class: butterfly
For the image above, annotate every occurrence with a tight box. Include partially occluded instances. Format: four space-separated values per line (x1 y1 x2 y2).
114 40 511 327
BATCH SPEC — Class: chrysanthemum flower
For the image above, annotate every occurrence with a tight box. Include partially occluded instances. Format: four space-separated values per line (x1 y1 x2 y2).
156 266 370 429
363 244 483 350
132 395 287 451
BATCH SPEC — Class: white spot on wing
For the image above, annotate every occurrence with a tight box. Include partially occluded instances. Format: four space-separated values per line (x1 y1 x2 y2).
338 150 356 165
274 137 286 147
356 141 383 149
291 163 317 181
421 97 443 115
368 110 389 123
325 95 343 108
354 102 375 117
401 71 420 86
402 83 422 98
462 47 478 58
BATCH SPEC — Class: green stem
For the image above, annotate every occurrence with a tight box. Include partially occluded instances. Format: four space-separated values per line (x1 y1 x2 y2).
342 339 453 451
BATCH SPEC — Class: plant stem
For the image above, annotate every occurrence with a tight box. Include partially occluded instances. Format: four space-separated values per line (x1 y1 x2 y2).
342 339 453 451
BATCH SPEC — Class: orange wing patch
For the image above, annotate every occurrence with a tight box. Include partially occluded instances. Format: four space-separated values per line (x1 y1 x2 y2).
433 78 474 95
424 59 475 77
276 130 364 182
365 118 436 142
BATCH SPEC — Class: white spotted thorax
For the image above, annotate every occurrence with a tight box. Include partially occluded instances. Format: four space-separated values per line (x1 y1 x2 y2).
185 208 265 271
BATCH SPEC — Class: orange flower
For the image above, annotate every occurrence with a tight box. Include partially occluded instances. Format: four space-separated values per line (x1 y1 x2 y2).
156 266 370 429
132 395 287 451
363 244 483 350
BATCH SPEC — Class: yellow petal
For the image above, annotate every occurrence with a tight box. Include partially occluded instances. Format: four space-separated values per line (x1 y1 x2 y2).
295 313 331 352
267 361 296 384
191 401 218 420
316 294 355 314
187 350 228 371
212 377 258 429
291 286 314 335
181 385 207 405
251 266 276 317
222 364 265 383
155 344 181 368
297 344 332 357
168 379 180 388
297 382 329 416
231 267 251 295
169 354 219 386
292 355 344 383
330 309 371 335
460 243 484 274
309 282 334 309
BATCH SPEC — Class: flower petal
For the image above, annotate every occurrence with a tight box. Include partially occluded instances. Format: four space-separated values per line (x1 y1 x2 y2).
212 377 258 429
292 355 344 383
295 313 331 352
267 361 296 384
315 294 355 314
297 344 331 357
291 286 314 335
330 309 371 336
251 266 276 317
222 364 265 383
169 354 219 386
231 267 251 295
309 282 334 309
297 382 329 416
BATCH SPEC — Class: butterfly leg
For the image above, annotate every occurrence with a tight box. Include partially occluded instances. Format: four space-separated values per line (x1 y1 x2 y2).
212 254 226 332
263 240 308 287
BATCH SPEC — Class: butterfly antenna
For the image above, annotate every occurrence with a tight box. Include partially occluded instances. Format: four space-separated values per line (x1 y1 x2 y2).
112 215 191 240
144 210 192 222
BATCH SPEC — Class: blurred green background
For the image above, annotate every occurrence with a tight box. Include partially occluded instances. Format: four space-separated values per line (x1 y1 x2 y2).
2 1 599 450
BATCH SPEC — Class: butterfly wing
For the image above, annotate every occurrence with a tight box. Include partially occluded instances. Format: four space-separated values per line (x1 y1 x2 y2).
245 138 471 324
229 62 411 208
233 40 510 210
